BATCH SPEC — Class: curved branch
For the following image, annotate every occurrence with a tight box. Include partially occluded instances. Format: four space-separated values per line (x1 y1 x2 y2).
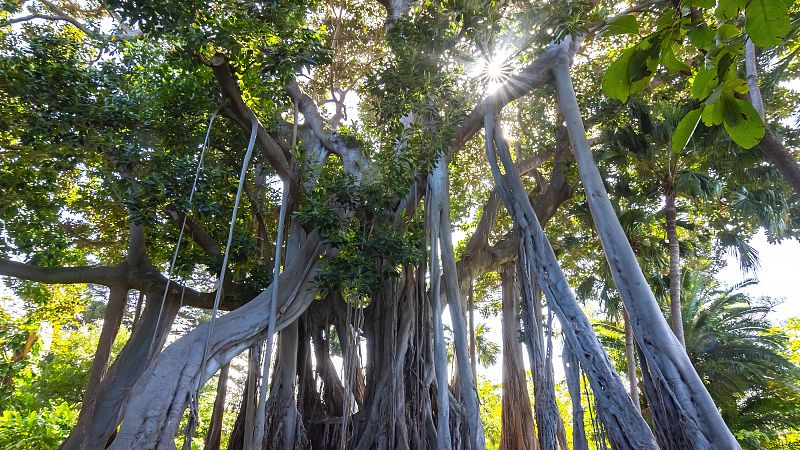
210 54 293 180
0 259 124 286
164 204 222 256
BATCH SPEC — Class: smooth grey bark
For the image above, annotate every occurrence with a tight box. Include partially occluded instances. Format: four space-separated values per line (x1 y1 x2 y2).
551 42 739 449
203 363 229 450
62 288 181 450
517 260 559 450
484 112 657 449
468 286 477 383
562 344 589 450
435 154 486 450
743 38 800 198
108 234 323 449
744 38 765 120
664 192 685 346
623 310 640 412
427 156 453 450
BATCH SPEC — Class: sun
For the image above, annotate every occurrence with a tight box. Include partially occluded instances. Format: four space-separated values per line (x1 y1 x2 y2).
477 52 513 94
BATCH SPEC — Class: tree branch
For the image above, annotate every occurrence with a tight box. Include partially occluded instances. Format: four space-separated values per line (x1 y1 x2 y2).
210 54 293 181
164 204 222 257
0 259 125 286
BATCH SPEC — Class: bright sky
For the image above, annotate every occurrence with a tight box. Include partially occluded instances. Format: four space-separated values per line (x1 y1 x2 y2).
717 232 800 321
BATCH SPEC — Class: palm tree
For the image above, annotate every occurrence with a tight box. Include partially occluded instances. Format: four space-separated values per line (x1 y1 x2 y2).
680 274 800 449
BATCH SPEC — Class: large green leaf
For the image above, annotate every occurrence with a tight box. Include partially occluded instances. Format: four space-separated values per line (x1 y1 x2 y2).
692 67 719 100
716 0 746 19
722 96 765 148
672 106 704 152
603 47 635 102
602 15 640 36
746 0 791 47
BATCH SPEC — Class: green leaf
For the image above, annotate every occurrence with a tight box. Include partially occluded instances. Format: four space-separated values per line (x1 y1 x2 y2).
661 44 690 72
691 0 716 7
746 0 791 47
603 47 635 102
716 0 746 19
672 106 704 152
722 96 765 148
602 15 640 36
702 92 725 126
688 27 715 50
716 24 741 41
692 67 719 100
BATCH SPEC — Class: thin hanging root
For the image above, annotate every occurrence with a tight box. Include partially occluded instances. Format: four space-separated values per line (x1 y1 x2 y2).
186 114 258 444
150 109 219 358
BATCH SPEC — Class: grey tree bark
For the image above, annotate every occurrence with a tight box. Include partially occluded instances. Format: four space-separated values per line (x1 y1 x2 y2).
562 344 589 450
484 111 658 449
108 234 323 449
517 260 559 450
427 155 453 450
551 40 739 448
623 310 640 413
435 153 486 450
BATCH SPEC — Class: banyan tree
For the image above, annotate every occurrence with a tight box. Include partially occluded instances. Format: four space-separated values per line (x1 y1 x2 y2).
1 0 798 449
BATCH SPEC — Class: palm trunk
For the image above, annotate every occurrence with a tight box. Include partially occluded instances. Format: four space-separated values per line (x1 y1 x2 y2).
498 265 538 450
551 48 738 448
664 191 685 346
623 310 640 412
204 363 230 450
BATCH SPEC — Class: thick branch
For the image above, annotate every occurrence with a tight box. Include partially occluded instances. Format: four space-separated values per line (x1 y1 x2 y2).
457 143 572 289
398 45 563 218
164 204 222 256
0 259 124 286
210 54 293 180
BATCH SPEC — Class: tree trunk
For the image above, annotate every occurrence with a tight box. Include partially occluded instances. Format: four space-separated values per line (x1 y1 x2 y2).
498 265 538 450
664 190 685 346
82 286 129 406
228 344 261 450
551 45 739 449
427 156 453 450
436 155 486 450
517 261 559 450
562 345 589 450
468 285 477 383
263 320 308 450
484 112 658 449
108 234 323 449
204 363 230 450
742 36 800 198
62 288 180 450
623 310 640 412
